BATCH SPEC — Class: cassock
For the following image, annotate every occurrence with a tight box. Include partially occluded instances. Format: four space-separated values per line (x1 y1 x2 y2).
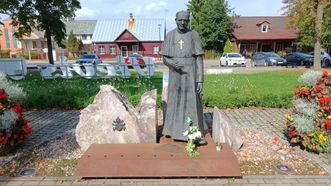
161 28 206 141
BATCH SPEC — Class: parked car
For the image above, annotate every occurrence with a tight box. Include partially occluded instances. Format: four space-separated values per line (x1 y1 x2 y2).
75 54 102 65
125 53 145 68
308 50 331 67
251 52 286 66
285 52 313 67
220 53 246 66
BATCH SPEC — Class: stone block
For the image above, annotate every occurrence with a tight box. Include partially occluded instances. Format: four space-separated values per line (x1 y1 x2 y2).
75 85 157 152
212 107 243 150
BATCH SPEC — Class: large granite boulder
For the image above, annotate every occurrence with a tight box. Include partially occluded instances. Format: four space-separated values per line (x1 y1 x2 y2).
212 107 243 150
75 85 157 152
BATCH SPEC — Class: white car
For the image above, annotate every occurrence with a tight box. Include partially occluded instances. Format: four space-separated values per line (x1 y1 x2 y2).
75 54 103 65
220 53 246 67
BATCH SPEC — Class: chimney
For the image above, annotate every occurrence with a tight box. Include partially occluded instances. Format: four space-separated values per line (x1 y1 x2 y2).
128 13 135 31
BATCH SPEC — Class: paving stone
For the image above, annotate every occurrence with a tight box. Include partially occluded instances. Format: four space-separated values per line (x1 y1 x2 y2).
314 179 331 183
263 179 282 183
5 181 24 186
247 179 265 183
37 180 58 185
274 184 292 186
296 178 315 183
21 180 42 186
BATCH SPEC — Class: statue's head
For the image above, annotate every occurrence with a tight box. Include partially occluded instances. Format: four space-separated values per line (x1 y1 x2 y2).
175 11 189 33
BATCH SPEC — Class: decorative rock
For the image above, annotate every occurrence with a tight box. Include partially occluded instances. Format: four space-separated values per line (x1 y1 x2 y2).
75 85 157 152
212 107 243 150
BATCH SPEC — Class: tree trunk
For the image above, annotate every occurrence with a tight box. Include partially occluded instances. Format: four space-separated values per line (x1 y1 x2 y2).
313 1 323 70
45 25 54 64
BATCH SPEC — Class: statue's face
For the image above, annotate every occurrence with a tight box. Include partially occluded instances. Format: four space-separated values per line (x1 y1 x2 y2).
175 13 189 32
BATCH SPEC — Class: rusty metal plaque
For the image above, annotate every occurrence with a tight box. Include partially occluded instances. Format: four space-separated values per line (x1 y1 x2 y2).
74 134 241 178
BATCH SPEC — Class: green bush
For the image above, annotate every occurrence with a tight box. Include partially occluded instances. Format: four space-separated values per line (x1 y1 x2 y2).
223 39 232 54
16 51 40 59
204 50 220 59
0 50 10 58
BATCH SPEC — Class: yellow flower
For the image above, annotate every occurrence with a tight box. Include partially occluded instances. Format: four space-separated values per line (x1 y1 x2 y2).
286 114 293 122
319 134 328 142
327 115 331 120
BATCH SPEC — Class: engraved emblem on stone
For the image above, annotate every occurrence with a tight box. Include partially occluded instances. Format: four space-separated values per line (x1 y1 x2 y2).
112 117 126 132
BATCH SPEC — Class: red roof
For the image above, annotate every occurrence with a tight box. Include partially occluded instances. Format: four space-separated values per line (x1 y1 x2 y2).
233 16 297 40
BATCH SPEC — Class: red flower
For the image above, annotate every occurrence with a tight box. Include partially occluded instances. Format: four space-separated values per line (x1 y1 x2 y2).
273 137 280 144
315 85 322 93
326 120 331 130
12 105 22 113
294 89 300 95
0 90 7 99
323 70 329 77
290 131 297 137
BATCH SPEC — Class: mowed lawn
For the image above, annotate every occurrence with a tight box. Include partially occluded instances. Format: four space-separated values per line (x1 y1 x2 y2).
203 70 304 108
16 70 304 110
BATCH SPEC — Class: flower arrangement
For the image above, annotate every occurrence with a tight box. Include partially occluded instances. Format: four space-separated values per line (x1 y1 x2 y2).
0 72 31 155
285 70 331 153
183 117 203 157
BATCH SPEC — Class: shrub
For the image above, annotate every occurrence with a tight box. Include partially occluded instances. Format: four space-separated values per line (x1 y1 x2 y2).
0 50 10 58
0 72 31 155
285 70 331 153
204 50 220 59
16 51 41 59
223 39 232 54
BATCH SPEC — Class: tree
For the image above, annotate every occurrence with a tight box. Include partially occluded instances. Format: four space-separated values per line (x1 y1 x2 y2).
0 0 81 64
66 31 83 57
187 0 233 53
284 0 330 48
283 0 330 69
223 38 232 53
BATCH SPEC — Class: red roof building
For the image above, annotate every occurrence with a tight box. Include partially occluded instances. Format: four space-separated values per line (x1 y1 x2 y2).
232 16 298 54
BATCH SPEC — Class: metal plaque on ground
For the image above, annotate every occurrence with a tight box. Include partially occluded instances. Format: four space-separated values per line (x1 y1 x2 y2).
74 133 241 178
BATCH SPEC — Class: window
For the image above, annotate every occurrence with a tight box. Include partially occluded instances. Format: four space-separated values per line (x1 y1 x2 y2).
40 41 44 48
32 41 37 48
12 28 17 49
98 45 105 54
132 45 138 53
153 45 159 54
4 28 10 48
261 24 268 32
109 45 116 54
82 35 87 40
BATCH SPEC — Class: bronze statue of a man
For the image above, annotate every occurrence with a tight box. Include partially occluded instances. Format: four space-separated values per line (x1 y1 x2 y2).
161 10 206 141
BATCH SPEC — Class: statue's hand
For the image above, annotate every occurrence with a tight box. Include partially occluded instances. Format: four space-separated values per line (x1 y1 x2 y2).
172 63 183 70
197 82 203 94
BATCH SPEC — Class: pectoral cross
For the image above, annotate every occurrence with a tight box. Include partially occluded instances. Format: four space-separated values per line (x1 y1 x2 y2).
178 39 184 49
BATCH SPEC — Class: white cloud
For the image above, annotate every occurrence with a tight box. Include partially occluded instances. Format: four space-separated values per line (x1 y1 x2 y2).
145 1 168 12
75 7 97 18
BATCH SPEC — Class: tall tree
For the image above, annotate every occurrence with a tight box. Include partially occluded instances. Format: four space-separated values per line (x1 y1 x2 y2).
67 31 79 57
284 0 330 48
187 0 233 52
0 0 81 64
284 0 330 69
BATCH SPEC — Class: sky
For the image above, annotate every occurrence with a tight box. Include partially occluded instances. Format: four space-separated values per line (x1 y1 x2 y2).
75 0 284 29
0 0 284 30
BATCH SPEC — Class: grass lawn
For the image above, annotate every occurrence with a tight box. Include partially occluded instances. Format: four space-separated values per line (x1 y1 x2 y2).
203 70 303 108
15 70 304 110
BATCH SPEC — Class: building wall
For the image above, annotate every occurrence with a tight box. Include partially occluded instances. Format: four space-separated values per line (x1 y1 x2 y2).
75 34 93 44
94 41 162 58
0 20 22 52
